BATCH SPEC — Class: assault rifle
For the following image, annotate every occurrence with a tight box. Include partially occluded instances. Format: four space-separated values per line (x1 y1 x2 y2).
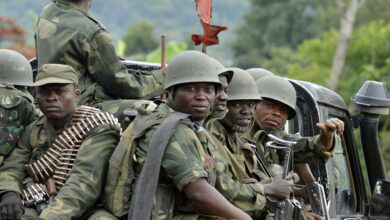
264 134 303 220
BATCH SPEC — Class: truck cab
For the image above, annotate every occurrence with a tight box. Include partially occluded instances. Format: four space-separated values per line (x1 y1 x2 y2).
288 80 390 219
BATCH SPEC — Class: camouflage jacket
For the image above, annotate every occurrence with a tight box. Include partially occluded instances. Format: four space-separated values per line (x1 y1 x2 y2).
0 87 40 165
0 108 120 220
35 0 165 105
207 119 257 182
133 104 265 219
248 124 336 167
206 119 268 218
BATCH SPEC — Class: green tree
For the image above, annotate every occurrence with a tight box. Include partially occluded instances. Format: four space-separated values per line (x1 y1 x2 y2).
286 20 390 106
122 21 159 57
231 0 339 70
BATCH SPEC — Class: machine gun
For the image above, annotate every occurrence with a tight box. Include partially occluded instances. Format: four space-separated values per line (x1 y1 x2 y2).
264 134 303 220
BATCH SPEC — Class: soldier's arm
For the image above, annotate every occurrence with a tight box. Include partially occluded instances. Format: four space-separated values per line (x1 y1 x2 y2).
276 128 340 164
183 178 251 220
161 126 266 217
85 30 165 99
0 124 33 195
39 124 120 220
212 154 267 217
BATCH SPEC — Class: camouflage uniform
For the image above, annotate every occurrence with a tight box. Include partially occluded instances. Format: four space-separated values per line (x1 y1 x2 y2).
206 119 255 182
0 87 40 166
0 109 120 219
131 103 265 219
35 0 165 123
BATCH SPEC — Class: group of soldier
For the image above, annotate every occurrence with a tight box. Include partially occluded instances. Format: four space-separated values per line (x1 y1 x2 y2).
0 0 345 219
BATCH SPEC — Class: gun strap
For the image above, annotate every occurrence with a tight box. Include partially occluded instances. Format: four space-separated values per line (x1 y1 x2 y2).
24 106 120 189
128 112 190 220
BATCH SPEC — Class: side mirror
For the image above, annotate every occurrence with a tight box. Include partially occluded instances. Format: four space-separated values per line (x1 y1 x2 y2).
369 179 390 219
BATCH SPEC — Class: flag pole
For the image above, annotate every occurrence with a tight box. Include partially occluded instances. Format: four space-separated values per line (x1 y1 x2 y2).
202 43 207 54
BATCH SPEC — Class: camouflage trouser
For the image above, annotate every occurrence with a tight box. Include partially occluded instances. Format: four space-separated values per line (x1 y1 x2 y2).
21 208 117 220
0 155 3 166
174 215 229 220
21 208 38 220
86 208 118 220
90 99 153 129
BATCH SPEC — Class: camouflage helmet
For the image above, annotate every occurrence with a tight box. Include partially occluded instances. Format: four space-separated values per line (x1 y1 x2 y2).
256 75 296 119
246 68 274 82
227 67 262 101
164 50 222 89
0 49 33 86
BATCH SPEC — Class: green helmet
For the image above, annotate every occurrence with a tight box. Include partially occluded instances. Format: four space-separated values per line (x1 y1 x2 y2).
0 49 33 86
256 75 296 119
165 50 223 89
209 57 234 84
227 67 262 101
246 68 274 82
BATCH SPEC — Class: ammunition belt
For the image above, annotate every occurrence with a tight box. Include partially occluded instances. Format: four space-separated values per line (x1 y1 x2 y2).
24 106 120 192
23 182 49 207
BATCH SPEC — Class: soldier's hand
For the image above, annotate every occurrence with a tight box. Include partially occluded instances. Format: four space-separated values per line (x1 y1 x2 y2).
117 55 126 61
316 118 344 136
305 212 325 220
0 192 24 220
263 174 293 200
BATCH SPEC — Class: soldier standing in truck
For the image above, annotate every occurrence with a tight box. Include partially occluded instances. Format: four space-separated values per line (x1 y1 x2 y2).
35 0 165 127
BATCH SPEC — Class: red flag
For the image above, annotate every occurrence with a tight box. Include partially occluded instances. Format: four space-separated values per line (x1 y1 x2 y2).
191 0 227 47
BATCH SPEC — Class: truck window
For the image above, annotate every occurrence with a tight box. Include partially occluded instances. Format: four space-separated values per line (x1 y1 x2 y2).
329 136 354 215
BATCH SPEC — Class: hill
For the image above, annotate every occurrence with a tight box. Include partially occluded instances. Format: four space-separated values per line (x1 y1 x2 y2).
0 0 249 63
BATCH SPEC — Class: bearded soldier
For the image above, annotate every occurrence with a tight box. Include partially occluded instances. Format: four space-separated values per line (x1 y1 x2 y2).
0 64 121 220
0 49 41 166
35 0 165 126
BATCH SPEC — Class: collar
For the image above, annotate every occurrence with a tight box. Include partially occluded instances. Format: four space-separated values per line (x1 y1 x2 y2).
54 0 96 23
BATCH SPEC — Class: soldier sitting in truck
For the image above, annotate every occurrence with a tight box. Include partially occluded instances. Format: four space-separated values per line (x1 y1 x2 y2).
35 0 165 128
250 75 344 219
0 49 41 167
0 64 121 220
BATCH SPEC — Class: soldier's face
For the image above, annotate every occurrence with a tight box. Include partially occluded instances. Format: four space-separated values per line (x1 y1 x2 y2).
256 99 289 130
226 100 255 131
36 84 80 122
173 83 215 121
213 76 228 115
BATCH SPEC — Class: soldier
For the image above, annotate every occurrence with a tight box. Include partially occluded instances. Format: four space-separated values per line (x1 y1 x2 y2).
252 75 344 166
0 49 41 166
206 68 294 218
246 68 274 82
203 57 233 126
0 64 121 220
252 75 344 220
35 0 165 126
